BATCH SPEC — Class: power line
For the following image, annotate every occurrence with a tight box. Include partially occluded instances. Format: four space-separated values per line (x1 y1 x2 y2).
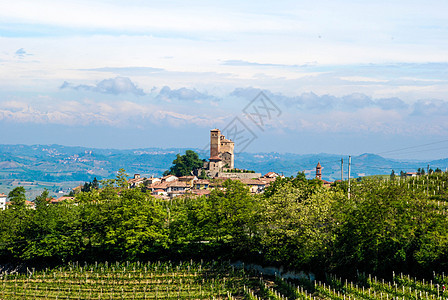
379 146 448 157
376 139 448 156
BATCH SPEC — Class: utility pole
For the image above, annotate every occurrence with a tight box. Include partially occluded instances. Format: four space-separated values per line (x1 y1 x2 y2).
348 156 351 199
341 158 344 181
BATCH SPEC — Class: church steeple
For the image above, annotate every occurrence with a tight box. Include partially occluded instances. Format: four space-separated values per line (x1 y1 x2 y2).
316 162 322 180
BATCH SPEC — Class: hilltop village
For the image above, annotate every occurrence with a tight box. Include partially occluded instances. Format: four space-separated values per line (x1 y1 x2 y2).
125 128 332 200
0 129 331 208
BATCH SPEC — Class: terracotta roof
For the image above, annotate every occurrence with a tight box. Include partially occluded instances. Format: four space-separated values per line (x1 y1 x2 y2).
72 185 83 191
195 179 210 184
209 155 222 161
316 162 321 168
189 189 211 196
179 176 197 181
263 172 278 178
239 178 268 185
168 181 190 187
149 182 169 189
54 196 74 202
153 189 165 193
0 193 7 197
261 177 276 183
128 178 145 185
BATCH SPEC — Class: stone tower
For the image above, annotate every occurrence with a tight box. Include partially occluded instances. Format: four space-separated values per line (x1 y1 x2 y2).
208 129 235 175
316 162 322 180
219 135 234 169
210 129 221 159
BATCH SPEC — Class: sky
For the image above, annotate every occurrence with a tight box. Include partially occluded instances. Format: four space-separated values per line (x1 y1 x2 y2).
1 0 448 160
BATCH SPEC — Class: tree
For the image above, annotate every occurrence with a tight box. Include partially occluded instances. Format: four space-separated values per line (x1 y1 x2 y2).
205 179 258 251
101 189 168 258
165 150 204 177
34 189 50 209
92 177 99 189
8 187 27 209
81 182 92 193
435 168 442 173
390 170 395 181
115 168 129 188
198 169 209 179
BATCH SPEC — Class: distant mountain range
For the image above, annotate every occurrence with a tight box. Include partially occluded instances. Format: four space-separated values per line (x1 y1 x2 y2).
0 144 447 182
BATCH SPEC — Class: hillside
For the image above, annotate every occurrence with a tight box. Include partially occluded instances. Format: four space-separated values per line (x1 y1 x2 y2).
0 144 446 197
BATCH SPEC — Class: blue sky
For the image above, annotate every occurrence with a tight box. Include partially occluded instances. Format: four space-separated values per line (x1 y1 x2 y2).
1 0 448 160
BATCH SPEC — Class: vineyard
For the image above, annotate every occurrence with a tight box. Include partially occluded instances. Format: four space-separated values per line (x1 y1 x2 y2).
1 261 448 300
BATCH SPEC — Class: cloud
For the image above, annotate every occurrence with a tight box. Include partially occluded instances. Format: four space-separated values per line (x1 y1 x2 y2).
80 67 163 76
157 86 214 101
375 98 409 110
222 60 315 68
60 77 145 96
411 99 448 116
15 48 30 59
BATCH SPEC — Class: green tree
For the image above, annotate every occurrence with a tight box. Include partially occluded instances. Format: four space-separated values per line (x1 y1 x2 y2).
34 189 50 209
81 182 92 193
198 169 209 179
102 189 168 258
390 169 395 180
92 177 99 189
115 168 129 188
21 201 82 261
8 187 27 209
165 150 204 177
261 178 338 269
205 179 258 249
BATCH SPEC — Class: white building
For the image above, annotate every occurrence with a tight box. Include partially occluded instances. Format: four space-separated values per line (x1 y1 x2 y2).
0 193 7 210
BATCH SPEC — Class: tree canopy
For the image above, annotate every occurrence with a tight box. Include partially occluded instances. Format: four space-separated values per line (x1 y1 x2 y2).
0 171 448 278
164 150 204 177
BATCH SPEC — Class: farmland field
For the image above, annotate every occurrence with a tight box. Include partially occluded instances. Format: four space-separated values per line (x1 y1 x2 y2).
1 261 448 300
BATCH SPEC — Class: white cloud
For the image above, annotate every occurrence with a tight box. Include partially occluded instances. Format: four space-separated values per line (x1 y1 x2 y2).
60 77 145 96
14 48 30 59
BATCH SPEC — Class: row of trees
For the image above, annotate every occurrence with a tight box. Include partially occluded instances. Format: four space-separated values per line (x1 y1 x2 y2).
1 171 448 278
393 168 444 179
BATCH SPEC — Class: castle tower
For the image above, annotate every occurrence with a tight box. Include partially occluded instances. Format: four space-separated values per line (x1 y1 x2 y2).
219 136 234 169
210 129 221 159
316 162 322 180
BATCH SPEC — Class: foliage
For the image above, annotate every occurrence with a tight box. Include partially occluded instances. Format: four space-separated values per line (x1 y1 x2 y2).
1 171 448 279
8 186 27 209
164 150 204 177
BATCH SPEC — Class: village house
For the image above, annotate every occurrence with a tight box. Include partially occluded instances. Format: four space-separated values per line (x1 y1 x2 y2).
161 174 178 183
178 176 198 187
51 196 75 204
0 193 6 210
128 174 146 188
194 179 210 189
239 178 270 194
5 200 36 209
